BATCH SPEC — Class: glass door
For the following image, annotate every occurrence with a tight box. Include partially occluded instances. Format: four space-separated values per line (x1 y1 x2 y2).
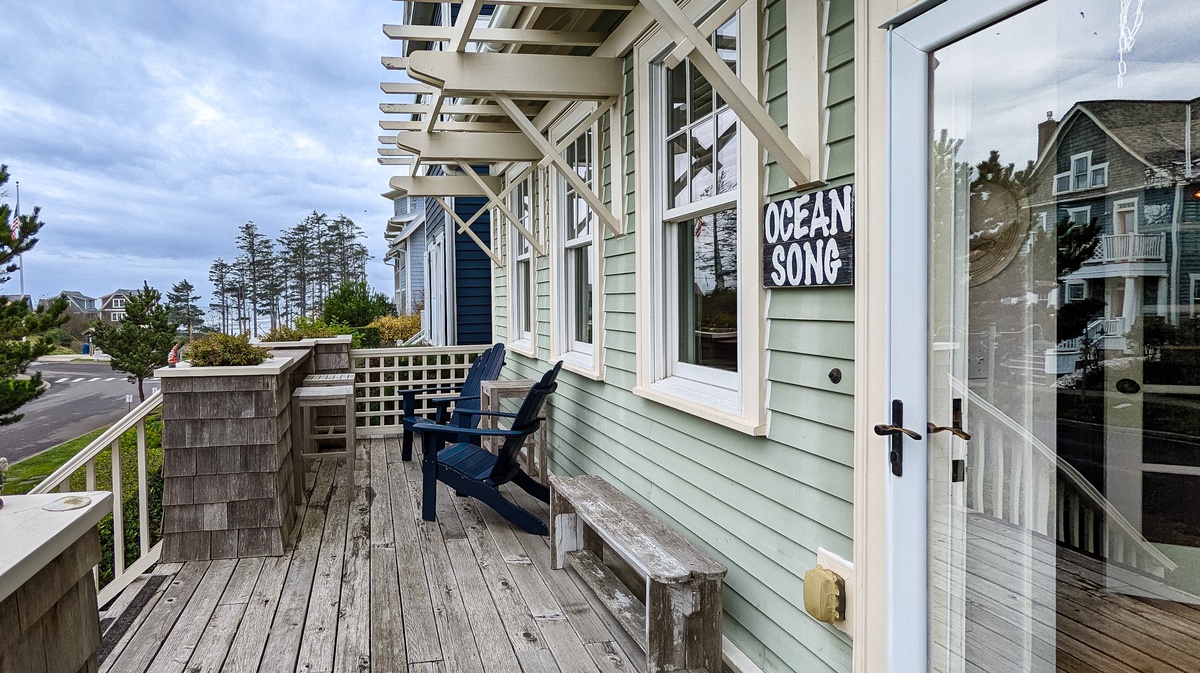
918 1 1200 671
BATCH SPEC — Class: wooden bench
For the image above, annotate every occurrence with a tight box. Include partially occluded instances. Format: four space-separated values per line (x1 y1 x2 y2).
549 475 727 673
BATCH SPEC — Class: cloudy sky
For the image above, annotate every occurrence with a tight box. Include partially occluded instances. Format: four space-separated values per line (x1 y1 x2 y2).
0 1 410 312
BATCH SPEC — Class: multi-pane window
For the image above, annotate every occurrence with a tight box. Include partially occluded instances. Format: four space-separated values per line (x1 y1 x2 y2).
111 312 125 321
562 130 594 351
511 178 533 342
112 298 126 309
663 16 740 382
1054 151 1108 194
395 243 408 313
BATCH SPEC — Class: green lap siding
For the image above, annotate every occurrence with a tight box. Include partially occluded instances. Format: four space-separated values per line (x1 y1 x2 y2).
490 3 856 673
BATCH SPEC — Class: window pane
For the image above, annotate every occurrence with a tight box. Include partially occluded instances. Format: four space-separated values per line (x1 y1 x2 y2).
678 210 738 372
715 109 738 194
667 63 688 133
690 117 715 201
517 260 531 334
690 61 713 121
714 15 738 72
668 133 689 208
570 244 593 344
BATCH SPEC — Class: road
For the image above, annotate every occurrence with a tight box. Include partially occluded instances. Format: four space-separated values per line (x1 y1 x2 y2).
0 361 160 464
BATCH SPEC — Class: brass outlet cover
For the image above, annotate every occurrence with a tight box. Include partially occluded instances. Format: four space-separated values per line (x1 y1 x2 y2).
803 564 845 623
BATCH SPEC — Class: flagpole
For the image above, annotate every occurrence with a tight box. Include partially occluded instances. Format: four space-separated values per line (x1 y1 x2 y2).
14 181 23 302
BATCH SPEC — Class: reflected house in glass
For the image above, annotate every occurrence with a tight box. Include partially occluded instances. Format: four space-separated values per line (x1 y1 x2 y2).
1032 98 1200 353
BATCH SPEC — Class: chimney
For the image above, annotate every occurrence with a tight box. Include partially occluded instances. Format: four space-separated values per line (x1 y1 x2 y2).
1037 111 1058 156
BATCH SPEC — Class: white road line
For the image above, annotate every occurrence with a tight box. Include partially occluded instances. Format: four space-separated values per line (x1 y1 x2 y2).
71 377 86 383
56 378 70 383
87 377 101 382
105 377 117 381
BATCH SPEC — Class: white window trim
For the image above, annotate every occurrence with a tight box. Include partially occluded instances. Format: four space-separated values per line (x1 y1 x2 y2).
111 311 126 321
1067 205 1091 226
633 7 766 435
549 107 604 379
1191 273 1200 317
507 166 536 356
112 297 126 309
1113 197 1138 234
1053 150 1108 195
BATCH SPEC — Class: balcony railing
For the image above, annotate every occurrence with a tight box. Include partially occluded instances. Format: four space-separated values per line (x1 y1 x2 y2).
1090 232 1166 263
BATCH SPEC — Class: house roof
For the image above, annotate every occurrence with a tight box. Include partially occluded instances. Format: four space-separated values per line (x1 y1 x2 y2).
1036 97 1200 175
57 290 97 301
101 288 141 303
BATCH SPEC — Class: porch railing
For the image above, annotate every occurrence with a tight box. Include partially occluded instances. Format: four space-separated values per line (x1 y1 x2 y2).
1090 232 1166 263
955 380 1176 578
350 345 487 434
29 391 165 606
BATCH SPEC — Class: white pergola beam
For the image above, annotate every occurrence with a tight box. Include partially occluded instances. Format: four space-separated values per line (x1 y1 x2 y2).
381 120 520 132
431 196 502 266
496 94 622 234
378 158 413 166
537 97 617 168
456 161 545 255
378 147 409 156
422 92 445 133
394 131 543 162
381 57 409 71
385 25 608 48
381 102 535 116
381 82 436 95
407 51 622 100
389 175 503 197
639 0 815 187
405 0 637 8
450 163 536 236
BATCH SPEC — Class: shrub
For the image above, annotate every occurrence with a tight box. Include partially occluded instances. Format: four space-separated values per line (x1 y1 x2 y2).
321 281 395 327
354 326 381 349
184 333 271 367
261 316 346 342
369 314 422 345
41 327 74 347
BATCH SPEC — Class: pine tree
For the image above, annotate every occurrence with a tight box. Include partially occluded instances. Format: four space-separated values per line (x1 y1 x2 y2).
0 164 68 425
279 212 321 321
235 221 272 336
208 258 232 333
166 279 204 339
90 282 179 401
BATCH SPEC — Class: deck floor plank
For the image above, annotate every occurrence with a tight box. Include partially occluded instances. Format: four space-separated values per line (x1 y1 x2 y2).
107 561 211 673
336 437 374 673
294 460 351 673
389 453 443 664
147 558 238 673
222 555 293 673
98 564 178 673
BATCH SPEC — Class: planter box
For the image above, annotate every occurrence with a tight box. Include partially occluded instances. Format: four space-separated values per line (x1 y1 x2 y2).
156 357 304 561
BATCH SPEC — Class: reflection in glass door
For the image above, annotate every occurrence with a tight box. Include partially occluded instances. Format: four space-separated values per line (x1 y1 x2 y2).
927 2 1200 671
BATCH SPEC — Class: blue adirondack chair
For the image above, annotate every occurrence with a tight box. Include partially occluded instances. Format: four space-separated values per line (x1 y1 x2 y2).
400 342 506 462
412 361 562 535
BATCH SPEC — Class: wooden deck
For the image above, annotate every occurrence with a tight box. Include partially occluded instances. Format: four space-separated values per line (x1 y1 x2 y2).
96 437 645 673
941 512 1200 673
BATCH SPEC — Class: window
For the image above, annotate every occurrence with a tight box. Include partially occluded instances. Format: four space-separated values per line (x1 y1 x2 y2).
1067 282 1086 302
1191 274 1200 317
662 16 739 391
557 128 596 360
1053 151 1108 194
1114 198 1138 235
1066 206 1091 227
112 297 125 309
510 176 534 346
395 242 409 313
111 311 125 321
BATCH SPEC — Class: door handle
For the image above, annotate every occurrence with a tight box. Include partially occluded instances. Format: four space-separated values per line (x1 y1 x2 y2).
874 399 921 477
927 397 971 440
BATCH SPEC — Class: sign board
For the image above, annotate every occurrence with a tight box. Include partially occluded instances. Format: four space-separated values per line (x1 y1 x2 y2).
762 184 854 288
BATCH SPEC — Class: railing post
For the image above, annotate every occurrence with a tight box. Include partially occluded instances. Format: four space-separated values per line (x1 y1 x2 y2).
137 419 149 557
111 438 125 578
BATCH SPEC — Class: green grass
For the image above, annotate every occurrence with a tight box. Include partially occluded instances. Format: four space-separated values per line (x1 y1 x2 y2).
2 426 110 495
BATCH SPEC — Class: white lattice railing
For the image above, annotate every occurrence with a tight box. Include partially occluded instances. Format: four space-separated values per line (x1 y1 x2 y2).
30 391 164 605
955 380 1176 577
350 345 487 434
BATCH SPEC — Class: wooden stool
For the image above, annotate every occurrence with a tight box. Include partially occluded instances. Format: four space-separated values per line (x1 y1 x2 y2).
480 378 549 485
291 384 356 501
302 373 355 450
303 373 355 386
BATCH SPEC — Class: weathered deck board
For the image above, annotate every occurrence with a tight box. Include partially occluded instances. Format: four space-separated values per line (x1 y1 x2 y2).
102 436 638 673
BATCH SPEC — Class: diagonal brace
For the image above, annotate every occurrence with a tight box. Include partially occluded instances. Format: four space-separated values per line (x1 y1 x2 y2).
456 161 545 255
431 196 503 266
495 94 623 235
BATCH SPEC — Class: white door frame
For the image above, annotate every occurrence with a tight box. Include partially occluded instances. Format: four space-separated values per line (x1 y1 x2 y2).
885 1 1045 669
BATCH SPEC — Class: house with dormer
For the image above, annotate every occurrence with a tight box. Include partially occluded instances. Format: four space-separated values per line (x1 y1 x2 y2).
98 288 140 323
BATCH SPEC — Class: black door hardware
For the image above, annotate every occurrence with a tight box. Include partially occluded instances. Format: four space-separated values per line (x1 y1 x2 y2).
928 397 971 440
874 399 921 477
951 459 966 483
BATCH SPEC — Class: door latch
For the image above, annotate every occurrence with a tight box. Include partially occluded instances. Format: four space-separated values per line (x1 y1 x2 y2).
874 399 922 477
928 398 972 441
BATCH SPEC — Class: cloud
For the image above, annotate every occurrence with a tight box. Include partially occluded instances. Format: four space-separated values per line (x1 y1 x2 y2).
0 0 402 310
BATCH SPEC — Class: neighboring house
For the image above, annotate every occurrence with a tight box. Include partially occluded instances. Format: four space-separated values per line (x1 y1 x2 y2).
1031 98 1200 348
98 288 139 323
382 2 1200 673
42 290 100 317
384 194 426 315
1 294 32 309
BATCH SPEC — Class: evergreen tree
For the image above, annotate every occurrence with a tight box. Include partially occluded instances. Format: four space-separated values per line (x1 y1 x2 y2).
90 282 179 401
0 164 68 425
235 221 272 336
166 279 204 339
279 212 321 321
208 258 232 333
